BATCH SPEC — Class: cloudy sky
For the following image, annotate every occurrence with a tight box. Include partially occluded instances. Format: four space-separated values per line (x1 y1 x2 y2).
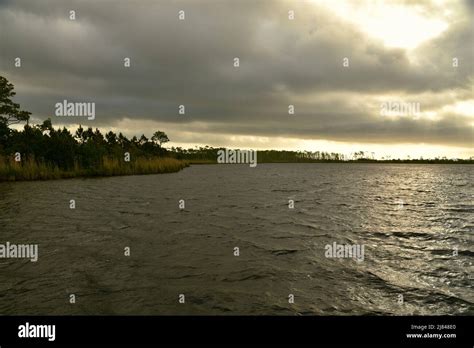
0 0 472 158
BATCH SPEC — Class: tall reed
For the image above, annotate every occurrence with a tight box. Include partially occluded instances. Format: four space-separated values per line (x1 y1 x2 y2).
0 155 188 182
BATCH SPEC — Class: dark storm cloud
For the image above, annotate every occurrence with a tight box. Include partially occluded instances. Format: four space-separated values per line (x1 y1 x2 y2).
0 0 472 147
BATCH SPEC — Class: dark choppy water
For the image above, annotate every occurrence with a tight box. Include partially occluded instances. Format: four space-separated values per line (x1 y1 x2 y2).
0 164 472 315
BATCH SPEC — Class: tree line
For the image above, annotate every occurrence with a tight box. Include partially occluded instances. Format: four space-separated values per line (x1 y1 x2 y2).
0 76 174 171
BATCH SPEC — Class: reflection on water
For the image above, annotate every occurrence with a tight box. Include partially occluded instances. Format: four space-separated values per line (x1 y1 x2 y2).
0 164 472 315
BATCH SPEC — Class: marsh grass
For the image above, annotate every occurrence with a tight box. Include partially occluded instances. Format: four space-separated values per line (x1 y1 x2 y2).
0 156 188 181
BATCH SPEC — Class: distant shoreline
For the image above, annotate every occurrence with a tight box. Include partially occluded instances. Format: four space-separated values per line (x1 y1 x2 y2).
188 159 474 165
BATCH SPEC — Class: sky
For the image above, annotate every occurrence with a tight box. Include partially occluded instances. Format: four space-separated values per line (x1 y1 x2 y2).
0 0 473 159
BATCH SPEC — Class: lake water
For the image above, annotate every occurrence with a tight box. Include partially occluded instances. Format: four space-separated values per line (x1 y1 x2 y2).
0 164 472 315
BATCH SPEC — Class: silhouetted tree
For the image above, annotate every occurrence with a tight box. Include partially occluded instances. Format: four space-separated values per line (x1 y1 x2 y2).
151 131 169 147
0 76 31 126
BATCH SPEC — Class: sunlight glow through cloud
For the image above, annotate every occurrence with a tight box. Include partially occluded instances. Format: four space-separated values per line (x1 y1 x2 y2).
312 0 449 49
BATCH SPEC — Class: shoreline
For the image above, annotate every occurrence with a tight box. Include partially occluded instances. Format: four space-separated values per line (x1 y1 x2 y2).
1 159 472 183
187 160 474 165
0 157 189 182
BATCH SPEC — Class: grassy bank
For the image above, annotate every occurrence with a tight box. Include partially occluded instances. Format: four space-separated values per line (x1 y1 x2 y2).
0 156 189 182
